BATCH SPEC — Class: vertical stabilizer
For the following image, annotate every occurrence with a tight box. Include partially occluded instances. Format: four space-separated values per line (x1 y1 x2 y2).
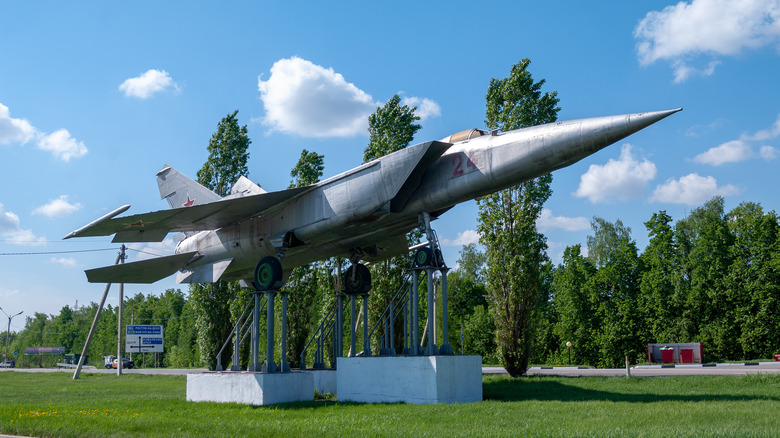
156 165 221 209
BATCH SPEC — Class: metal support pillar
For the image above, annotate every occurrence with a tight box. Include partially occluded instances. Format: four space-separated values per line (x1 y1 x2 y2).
116 245 126 376
262 291 276 373
279 291 290 372
334 294 343 367
388 297 396 355
424 268 438 356
411 270 420 355
362 293 371 356
439 268 454 355
249 292 262 371
349 295 357 357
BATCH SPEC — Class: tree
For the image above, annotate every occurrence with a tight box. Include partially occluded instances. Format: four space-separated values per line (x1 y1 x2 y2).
284 149 326 367
674 197 734 359
191 110 252 370
639 211 680 343
196 110 250 197
363 95 421 163
552 245 599 365
478 58 559 376
363 95 423 353
587 217 633 269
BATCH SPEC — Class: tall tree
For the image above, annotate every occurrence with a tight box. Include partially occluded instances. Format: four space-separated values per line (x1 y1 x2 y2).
190 110 252 370
639 211 680 343
285 149 326 367
479 58 560 376
196 110 250 196
674 197 734 359
587 217 633 269
552 245 599 365
362 95 423 353
363 95 421 163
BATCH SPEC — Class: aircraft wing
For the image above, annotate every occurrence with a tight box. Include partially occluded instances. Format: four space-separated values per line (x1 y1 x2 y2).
86 251 199 283
64 185 313 242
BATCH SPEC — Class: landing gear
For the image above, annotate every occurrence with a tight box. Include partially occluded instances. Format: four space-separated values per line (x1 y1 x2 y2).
253 256 283 291
344 263 371 294
414 247 444 268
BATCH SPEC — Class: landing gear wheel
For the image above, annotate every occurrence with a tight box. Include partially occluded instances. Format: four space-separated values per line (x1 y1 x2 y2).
253 256 282 291
414 247 434 267
344 263 371 294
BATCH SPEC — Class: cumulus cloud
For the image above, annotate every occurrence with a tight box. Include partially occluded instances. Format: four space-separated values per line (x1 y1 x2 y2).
401 96 441 121
760 145 779 160
37 129 88 162
574 144 657 203
50 257 77 268
0 203 46 245
693 140 753 165
0 102 88 161
0 287 20 299
694 113 780 164
634 0 780 82
650 173 741 205
32 195 82 218
440 229 480 247
119 69 178 99
258 57 377 137
0 103 35 145
537 209 590 232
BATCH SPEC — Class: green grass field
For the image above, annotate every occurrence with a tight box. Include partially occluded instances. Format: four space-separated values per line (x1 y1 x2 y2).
1 372 779 437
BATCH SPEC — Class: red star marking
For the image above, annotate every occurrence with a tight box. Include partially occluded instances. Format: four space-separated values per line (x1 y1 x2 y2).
126 220 145 228
182 194 195 207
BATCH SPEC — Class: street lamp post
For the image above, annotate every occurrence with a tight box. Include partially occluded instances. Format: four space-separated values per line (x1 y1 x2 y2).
566 341 572 366
1 307 24 367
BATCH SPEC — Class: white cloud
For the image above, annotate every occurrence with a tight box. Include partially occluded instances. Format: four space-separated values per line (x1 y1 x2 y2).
37 129 88 162
0 203 46 245
257 57 377 138
635 0 780 82
50 257 77 268
0 287 20 299
32 195 82 218
760 145 778 160
401 96 441 121
574 144 657 203
0 103 36 145
119 69 178 99
129 238 177 261
440 229 480 247
694 113 780 164
650 173 741 205
693 140 754 165
537 209 590 232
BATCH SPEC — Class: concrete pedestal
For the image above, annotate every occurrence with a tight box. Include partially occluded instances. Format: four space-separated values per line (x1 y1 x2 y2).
337 355 482 404
306 369 337 396
186 371 313 405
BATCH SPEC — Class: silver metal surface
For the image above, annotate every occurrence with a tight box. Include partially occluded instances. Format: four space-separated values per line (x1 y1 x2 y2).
66 109 681 285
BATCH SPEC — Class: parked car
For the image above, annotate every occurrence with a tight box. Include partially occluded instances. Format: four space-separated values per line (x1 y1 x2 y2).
103 355 134 369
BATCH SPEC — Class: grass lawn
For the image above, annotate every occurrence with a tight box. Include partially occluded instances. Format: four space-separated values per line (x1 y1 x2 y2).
1 371 779 437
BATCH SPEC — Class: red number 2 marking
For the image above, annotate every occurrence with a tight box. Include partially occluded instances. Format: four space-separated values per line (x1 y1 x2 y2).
452 154 463 176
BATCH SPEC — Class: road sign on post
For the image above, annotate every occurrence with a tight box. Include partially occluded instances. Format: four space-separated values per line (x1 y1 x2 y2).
125 325 164 353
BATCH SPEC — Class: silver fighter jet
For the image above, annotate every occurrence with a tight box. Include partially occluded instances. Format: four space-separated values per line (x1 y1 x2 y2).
65 108 681 291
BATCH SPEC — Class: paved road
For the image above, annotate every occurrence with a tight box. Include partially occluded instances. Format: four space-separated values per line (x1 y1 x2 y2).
486 362 780 377
4 362 780 377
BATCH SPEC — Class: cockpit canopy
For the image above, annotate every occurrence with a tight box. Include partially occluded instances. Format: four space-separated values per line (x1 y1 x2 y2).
440 128 488 143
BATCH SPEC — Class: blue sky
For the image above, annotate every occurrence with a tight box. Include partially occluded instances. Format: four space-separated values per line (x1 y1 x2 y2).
1 1 779 324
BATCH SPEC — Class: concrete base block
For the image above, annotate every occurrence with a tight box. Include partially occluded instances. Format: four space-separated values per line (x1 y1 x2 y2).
337 355 482 404
306 369 337 396
186 371 313 405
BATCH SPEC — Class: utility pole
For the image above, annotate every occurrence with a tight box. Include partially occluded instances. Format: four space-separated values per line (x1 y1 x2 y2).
73 247 123 379
1 307 23 367
117 244 126 376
